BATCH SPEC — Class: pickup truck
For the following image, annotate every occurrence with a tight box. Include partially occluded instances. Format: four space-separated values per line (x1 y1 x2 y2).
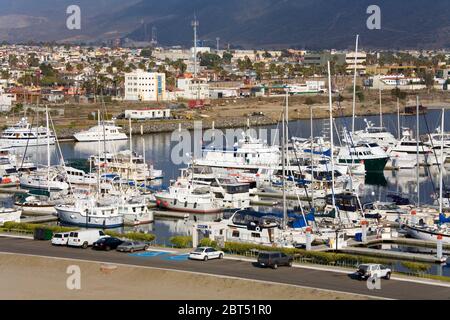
356 264 392 280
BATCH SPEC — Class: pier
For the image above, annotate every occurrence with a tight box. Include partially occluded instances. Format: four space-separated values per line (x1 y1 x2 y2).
339 247 447 263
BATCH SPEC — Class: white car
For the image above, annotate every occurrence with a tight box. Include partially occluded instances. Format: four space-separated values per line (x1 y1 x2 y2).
189 247 224 261
51 232 70 246
356 264 392 280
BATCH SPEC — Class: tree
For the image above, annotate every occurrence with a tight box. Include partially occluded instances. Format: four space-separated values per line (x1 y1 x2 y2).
391 88 407 100
222 52 233 64
140 48 152 58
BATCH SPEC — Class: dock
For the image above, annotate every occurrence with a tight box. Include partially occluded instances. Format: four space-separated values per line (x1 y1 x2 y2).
20 215 58 224
0 186 28 195
251 191 311 201
340 246 447 263
153 210 191 219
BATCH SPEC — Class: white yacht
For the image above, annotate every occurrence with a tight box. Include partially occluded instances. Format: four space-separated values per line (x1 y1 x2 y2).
0 118 55 148
194 209 313 247
74 120 128 142
390 128 444 166
155 179 222 214
195 133 280 173
0 207 22 225
19 167 69 191
337 141 390 173
351 120 398 148
119 196 154 225
56 195 124 228
90 150 163 182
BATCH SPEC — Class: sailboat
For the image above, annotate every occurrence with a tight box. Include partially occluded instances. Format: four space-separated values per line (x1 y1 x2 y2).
406 109 450 244
19 106 69 191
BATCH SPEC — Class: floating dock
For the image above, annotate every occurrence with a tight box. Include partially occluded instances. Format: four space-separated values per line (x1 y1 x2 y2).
20 215 58 224
340 246 447 263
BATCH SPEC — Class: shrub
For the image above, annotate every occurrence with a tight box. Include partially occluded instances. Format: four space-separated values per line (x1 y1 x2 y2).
2 222 76 234
199 238 218 249
401 261 431 273
1 223 156 242
222 242 392 267
170 236 192 248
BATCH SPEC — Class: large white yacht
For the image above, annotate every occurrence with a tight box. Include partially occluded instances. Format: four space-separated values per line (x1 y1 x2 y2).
194 133 281 173
74 120 128 142
0 118 55 148
351 120 398 148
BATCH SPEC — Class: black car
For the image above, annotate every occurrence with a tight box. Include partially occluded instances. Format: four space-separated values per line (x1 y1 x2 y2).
257 251 293 269
93 237 124 251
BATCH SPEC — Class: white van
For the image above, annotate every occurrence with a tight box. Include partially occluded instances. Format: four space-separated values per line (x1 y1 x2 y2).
68 230 109 249
51 232 71 246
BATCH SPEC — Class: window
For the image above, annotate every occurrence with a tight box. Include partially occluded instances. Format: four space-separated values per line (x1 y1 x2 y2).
251 233 261 238
232 230 240 238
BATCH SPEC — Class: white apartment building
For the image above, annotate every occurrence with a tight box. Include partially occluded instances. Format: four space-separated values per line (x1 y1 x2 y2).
177 77 210 100
0 91 16 112
346 51 367 74
124 70 166 101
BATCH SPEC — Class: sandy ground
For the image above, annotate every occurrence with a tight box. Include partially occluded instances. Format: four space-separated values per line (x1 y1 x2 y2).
0 253 369 300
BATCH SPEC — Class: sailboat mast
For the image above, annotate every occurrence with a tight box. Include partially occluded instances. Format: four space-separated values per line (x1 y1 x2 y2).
440 108 445 215
416 96 420 207
96 110 101 196
351 34 359 134
327 61 336 209
310 106 314 207
282 90 288 230
397 98 401 140
46 105 50 193
129 117 133 165
379 85 383 127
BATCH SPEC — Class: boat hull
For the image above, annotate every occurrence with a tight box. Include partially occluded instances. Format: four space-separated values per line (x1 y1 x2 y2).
56 207 123 228
405 225 450 244
0 209 21 225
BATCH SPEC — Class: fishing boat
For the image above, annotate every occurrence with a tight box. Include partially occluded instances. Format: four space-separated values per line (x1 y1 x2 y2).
74 120 128 142
0 117 55 148
0 207 22 225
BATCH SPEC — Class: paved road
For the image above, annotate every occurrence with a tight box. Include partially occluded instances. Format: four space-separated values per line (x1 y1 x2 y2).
1 237 450 300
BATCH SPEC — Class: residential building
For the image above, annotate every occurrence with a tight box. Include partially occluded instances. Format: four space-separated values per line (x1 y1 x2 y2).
124 70 166 101
177 77 210 100
346 51 367 74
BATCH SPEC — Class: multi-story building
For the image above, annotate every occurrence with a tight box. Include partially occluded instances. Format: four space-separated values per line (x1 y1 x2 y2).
346 51 367 74
177 77 210 100
124 70 166 101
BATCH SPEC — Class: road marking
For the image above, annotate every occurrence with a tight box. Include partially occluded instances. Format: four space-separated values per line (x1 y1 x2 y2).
129 251 171 258
0 251 388 300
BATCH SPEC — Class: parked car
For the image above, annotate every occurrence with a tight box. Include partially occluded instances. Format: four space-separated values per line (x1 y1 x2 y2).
257 251 293 269
356 264 392 280
117 241 149 253
188 247 224 261
51 232 70 246
68 230 109 249
93 237 124 251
